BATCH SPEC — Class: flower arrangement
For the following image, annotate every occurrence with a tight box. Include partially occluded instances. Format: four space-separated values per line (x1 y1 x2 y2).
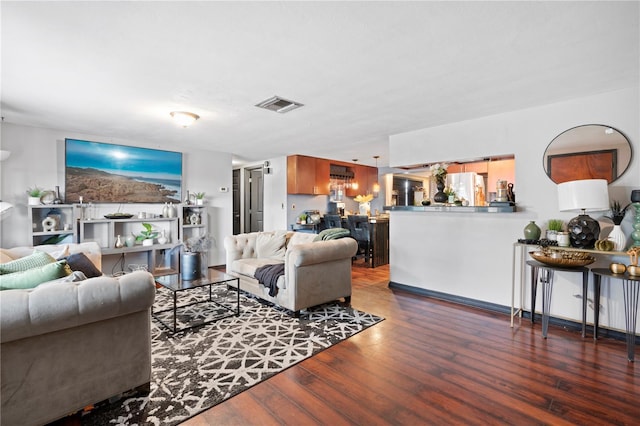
606 200 629 225
429 163 449 182
354 194 373 203
184 234 212 253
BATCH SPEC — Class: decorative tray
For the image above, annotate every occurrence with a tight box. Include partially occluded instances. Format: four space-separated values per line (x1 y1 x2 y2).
104 213 134 219
529 249 595 268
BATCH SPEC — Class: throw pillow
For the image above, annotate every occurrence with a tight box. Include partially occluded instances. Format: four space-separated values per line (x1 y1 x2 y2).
256 231 287 260
0 260 72 290
0 250 56 274
60 252 102 278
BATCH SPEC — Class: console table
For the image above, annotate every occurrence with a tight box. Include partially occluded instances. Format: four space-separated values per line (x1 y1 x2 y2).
526 260 589 339
591 268 640 362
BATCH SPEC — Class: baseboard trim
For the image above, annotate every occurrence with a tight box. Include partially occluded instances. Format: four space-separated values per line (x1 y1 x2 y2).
388 281 638 344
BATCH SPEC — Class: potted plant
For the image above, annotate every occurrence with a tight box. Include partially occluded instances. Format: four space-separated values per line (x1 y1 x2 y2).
299 213 308 224
133 222 158 246
26 186 43 205
194 192 205 206
606 201 629 251
444 186 456 204
546 219 563 241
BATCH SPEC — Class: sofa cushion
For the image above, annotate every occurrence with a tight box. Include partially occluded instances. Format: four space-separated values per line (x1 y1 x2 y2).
231 257 284 278
256 231 286 260
0 250 56 274
0 260 72 290
60 252 102 278
0 249 14 264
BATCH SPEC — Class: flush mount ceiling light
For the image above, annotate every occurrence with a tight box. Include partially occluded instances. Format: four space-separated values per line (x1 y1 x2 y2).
170 111 200 127
255 96 304 113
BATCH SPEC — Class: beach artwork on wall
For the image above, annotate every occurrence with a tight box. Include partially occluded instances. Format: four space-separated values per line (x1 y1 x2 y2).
65 139 182 203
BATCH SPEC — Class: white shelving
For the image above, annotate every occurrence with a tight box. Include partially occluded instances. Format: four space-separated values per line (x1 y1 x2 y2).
29 204 77 246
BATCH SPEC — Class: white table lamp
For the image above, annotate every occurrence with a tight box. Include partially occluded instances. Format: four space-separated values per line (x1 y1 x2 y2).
557 179 609 249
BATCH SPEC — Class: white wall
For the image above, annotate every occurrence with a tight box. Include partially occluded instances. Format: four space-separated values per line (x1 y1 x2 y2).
0 123 233 266
388 87 639 333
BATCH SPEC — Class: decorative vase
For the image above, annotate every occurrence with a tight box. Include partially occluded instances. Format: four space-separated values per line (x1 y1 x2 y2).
523 221 541 240
359 202 370 216
115 235 124 248
125 235 135 247
181 252 201 280
433 177 447 203
162 202 169 218
607 224 626 251
157 230 168 245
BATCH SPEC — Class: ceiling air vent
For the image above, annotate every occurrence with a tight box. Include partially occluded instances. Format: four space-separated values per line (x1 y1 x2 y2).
255 96 304 113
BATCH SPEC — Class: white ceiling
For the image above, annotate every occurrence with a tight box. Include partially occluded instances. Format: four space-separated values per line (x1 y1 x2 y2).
1 1 638 167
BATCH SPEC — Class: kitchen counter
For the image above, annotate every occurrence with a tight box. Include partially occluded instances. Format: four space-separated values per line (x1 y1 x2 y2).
383 204 516 213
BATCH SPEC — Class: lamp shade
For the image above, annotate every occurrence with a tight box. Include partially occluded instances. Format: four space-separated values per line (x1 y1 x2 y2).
557 179 609 212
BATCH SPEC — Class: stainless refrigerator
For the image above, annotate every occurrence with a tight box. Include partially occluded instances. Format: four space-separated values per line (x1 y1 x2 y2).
446 172 485 206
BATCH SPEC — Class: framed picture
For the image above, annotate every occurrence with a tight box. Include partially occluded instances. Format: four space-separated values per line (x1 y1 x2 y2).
65 139 182 203
547 149 617 184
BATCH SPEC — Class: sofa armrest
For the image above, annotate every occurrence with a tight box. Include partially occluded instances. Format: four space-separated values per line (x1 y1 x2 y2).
287 238 358 267
0 271 156 343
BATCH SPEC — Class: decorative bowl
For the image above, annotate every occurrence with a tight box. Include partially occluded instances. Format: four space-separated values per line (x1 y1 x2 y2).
529 249 595 268
104 213 134 219
628 265 640 276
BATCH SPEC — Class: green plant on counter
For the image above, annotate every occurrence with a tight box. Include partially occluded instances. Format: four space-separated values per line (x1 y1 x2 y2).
299 213 308 223
26 186 43 197
194 192 205 199
134 222 159 242
443 186 456 197
547 219 563 232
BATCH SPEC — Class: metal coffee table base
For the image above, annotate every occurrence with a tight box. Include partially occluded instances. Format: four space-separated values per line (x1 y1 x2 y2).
153 273 240 333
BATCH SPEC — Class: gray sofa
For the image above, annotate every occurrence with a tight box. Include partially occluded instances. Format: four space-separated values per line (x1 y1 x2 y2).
224 231 357 314
0 242 156 426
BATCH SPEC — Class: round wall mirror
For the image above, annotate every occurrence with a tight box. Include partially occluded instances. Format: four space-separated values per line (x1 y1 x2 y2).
543 124 632 184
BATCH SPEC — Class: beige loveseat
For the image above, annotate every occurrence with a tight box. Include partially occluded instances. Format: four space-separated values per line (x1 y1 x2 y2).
0 242 156 426
224 231 357 315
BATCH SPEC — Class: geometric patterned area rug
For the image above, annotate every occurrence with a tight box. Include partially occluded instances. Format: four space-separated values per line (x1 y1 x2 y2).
81 285 383 425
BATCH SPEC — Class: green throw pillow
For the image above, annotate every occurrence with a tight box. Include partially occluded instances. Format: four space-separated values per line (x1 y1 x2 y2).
0 250 56 274
0 260 72 290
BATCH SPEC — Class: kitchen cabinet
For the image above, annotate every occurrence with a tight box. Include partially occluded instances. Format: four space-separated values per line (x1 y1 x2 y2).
447 161 488 174
287 155 330 195
315 158 331 195
487 159 516 190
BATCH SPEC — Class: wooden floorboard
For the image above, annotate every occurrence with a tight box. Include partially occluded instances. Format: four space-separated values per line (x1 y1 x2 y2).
50 260 639 425
186 260 640 425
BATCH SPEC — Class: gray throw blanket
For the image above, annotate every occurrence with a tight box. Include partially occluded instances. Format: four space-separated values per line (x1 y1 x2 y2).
254 263 285 297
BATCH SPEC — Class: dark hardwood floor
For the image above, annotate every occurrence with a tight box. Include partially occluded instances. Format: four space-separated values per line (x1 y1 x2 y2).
184 260 639 425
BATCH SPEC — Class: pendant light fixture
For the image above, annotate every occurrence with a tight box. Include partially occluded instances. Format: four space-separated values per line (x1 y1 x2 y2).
372 155 380 196
351 159 359 191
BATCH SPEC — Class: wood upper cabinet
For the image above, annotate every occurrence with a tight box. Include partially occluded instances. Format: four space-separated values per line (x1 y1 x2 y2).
465 161 488 174
287 155 330 195
346 164 378 197
447 161 488 174
314 158 330 195
487 159 515 190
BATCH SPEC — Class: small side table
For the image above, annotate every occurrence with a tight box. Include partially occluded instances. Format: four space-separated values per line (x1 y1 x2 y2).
591 268 640 362
526 260 590 339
